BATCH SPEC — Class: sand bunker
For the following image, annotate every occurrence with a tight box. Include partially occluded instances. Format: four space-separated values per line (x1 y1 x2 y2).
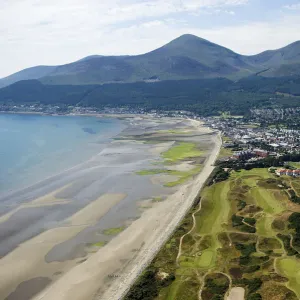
227 287 245 300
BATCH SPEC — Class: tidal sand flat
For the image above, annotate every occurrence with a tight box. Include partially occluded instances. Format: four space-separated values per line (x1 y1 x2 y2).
26 117 220 300
0 115 219 300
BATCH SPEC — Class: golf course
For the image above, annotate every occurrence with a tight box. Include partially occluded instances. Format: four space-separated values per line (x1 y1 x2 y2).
128 167 300 300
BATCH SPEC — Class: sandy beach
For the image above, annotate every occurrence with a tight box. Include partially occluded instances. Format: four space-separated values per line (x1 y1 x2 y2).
0 116 220 300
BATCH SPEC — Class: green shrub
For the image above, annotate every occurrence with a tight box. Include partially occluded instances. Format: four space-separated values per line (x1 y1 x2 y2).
232 214 244 227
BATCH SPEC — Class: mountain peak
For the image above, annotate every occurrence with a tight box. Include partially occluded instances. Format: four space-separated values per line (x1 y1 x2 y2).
174 33 206 41
166 34 211 47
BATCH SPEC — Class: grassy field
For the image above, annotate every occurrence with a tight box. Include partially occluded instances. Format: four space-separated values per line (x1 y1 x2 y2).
162 142 203 163
164 166 202 187
128 168 300 300
277 258 300 298
137 141 205 188
218 147 233 158
251 187 286 214
288 162 300 168
256 214 277 237
195 181 230 234
290 178 300 196
137 165 202 187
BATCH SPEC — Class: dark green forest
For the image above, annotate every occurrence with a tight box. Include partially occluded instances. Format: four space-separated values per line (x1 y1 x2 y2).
1 75 300 116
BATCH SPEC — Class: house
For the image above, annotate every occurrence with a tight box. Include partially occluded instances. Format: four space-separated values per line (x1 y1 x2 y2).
293 170 300 177
253 149 269 158
276 169 287 176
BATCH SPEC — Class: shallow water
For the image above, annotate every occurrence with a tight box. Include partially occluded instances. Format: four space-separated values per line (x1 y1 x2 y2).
0 114 124 196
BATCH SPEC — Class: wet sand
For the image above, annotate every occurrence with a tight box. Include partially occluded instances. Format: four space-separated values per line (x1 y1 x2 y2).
0 116 219 300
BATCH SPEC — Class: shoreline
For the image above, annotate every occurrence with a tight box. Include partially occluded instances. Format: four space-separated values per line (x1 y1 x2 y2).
0 110 161 118
0 115 128 201
101 131 222 300
28 120 221 300
0 116 218 300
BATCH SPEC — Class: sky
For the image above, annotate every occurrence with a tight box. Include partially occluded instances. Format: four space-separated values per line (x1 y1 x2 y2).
1 0 300 77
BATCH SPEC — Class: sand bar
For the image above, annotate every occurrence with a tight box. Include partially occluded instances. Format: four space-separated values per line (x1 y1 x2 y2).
0 193 126 299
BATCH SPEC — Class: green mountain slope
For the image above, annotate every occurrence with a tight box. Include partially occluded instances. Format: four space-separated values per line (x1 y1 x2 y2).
0 66 56 88
40 34 257 85
1 34 300 87
246 40 300 76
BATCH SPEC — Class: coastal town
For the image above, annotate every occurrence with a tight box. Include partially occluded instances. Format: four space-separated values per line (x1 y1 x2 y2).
202 112 300 180
204 113 300 154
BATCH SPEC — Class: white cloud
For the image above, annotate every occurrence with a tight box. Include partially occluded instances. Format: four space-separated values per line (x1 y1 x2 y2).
0 0 300 78
284 3 300 10
96 14 300 56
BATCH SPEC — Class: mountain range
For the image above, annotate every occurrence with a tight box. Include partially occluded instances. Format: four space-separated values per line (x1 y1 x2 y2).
1 34 300 88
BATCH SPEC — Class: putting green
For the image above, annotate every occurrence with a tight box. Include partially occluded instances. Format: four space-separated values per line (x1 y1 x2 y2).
179 250 215 269
277 258 300 298
196 250 215 268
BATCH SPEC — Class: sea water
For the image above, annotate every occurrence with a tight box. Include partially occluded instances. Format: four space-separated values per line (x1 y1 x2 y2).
0 113 124 196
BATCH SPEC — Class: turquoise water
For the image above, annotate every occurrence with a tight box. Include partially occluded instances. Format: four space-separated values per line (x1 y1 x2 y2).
0 114 124 195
